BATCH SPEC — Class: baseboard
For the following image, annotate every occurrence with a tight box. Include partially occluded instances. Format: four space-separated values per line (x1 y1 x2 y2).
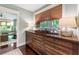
17 42 26 47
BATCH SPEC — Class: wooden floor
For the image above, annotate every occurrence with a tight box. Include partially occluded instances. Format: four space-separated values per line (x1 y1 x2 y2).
19 45 37 55
0 44 37 55
0 43 16 54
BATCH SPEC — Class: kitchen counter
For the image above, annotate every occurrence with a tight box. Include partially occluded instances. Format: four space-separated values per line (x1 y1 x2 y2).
31 31 79 44
26 31 79 55
45 34 79 43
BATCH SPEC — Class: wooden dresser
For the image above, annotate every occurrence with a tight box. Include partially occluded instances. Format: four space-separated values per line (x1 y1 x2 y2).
26 31 79 55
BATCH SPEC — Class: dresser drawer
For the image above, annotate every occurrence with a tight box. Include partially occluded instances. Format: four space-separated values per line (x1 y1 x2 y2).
34 34 43 40
54 39 73 49
31 42 45 55
26 31 79 55
44 44 64 55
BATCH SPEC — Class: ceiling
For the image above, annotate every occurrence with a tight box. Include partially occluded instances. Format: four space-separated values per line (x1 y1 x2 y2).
15 4 48 12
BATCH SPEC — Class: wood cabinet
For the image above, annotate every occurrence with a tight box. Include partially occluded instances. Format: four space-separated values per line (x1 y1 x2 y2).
26 31 79 55
26 31 45 54
41 9 50 20
50 5 62 19
35 9 50 24
35 5 62 24
35 4 78 24
43 36 78 55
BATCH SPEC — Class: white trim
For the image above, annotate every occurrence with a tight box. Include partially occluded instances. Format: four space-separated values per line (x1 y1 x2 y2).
17 42 26 47
35 4 60 15
16 12 20 47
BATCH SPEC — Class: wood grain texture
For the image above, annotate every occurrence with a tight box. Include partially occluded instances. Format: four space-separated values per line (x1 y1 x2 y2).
35 5 62 24
50 5 62 19
26 31 79 55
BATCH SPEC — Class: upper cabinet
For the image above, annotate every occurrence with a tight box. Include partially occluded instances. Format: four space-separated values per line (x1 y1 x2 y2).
50 5 62 19
62 4 78 17
41 9 50 20
35 4 78 24
35 5 62 24
35 10 50 24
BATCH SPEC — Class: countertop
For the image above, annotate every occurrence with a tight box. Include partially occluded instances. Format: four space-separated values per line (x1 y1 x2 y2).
45 34 79 43
27 30 79 44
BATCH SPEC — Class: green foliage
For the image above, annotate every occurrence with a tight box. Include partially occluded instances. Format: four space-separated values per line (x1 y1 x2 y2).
40 21 50 29
52 20 59 29
40 19 59 30
0 21 16 34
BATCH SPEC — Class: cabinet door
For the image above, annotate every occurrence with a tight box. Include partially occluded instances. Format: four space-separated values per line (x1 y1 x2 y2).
35 10 50 24
50 5 62 19
62 4 77 17
33 34 46 54
41 10 50 20
43 36 74 55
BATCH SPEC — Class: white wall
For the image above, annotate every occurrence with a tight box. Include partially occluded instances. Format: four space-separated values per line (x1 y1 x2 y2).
62 4 79 40
0 5 34 47
62 4 78 17
17 9 34 47
77 5 79 40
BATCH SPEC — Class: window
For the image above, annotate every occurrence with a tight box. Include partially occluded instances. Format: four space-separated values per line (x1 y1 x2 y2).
0 21 16 33
0 12 17 19
0 12 17 39
52 19 59 30
40 20 50 30
39 19 59 30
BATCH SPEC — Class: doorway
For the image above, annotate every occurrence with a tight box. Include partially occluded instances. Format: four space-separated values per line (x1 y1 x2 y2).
0 12 17 49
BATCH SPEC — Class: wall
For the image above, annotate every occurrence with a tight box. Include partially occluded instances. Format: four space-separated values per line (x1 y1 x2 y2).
17 9 34 47
0 4 34 47
77 6 79 40
62 4 78 17
62 4 79 40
